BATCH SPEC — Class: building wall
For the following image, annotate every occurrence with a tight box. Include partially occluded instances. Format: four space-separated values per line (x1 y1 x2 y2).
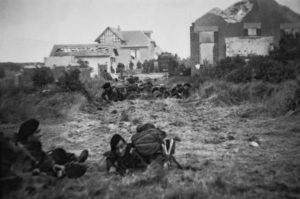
44 56 77 68
191 20 285 68
78 57 111 78
98 28 122 45
116 48 131 70
116 46 150 70
45 56 111 78
190 24 200 71
200 43 215 65
139 47 152 62
225 36 274 57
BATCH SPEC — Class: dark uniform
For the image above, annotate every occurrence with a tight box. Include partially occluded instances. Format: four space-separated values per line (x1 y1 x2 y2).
171 84 184 98
16 119 88 178
102 82 123 102
105 144 148 175
182 83 192 98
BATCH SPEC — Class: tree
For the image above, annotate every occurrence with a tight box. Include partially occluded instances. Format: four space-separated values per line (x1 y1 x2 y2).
57 68 82 91
77 59 89 68
117 63 125 73
270 32 300 63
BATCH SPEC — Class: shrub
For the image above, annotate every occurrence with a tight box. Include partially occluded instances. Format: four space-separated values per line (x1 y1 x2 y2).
32 67 54 87
83 78 105 102
224 56 297 83
137 61 142 69
0 68 5 78
57 69 82 91
116 63 125 73
270 32 300 62
129 61 134 70
265 80 299 115
248 56 296 83
216 56 245 79
77 59 89 68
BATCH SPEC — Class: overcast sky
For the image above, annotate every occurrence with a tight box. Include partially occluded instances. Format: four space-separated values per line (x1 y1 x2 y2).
0 0 299 62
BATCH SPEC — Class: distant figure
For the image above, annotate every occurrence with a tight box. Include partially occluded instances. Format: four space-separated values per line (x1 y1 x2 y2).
103 70 113 81
101 82 123 102
182 83 192 98
171 84 184 98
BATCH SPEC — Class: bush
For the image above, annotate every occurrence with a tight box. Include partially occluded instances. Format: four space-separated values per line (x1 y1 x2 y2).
129 61 134 70
0 68 5 78
216 56 245 79
137 61 142 69
116 63 125 73
0 91 80 124
270 32 300 63
32 67 54 87
57 69 82 91
265 80 299 115
83 78 105 102
226 56 297 83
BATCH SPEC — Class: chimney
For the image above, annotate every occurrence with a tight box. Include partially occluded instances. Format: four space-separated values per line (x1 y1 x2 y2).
118 25 121 31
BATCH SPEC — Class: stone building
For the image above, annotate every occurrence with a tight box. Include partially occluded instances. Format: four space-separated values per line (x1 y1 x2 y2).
190 0 300 75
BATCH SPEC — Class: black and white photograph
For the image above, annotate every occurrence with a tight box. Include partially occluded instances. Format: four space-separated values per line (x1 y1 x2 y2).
1 0 300 198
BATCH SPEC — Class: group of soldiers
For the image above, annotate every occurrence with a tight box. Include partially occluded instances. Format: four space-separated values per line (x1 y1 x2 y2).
0 119 89 196
101 76 192 102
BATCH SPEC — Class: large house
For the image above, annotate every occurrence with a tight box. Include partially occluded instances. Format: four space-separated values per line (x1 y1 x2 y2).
190 0 300 75
95 26 162 68
45 26 161 78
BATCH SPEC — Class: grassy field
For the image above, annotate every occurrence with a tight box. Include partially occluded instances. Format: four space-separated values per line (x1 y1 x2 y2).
2 89 300 198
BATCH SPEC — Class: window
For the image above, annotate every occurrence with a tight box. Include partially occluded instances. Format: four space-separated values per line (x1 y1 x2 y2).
199 31 214 43
244 28 261 36
113 35 119 42
243 23 261 36
248 28 257 36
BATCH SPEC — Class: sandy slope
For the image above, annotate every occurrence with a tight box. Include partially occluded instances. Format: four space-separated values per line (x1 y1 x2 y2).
3 96 300 198
23 97 298 198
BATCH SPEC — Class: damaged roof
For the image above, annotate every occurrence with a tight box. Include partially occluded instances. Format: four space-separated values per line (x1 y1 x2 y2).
50 44 116 57
95 27 153 47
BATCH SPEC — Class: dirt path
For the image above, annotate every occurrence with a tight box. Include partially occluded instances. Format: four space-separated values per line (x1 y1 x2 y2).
4 97 300 198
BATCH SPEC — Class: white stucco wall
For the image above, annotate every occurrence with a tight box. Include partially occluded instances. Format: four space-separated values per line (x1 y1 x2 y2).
44 56 111 78
225 36 274 57
78 57 111 78
44 56 77 68
116 46 155 70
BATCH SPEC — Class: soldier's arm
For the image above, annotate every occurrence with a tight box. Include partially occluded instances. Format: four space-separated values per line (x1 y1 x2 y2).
130 148 148 168
16 143 39 165
104 151 117 173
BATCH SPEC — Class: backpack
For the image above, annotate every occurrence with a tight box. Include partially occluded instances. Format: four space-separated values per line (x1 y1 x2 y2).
131 124 183 169
131 128 166 156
